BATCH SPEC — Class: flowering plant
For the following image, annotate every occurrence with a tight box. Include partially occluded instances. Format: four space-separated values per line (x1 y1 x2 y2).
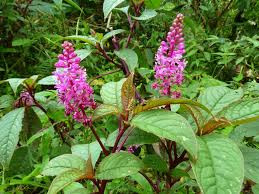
1 1 259 194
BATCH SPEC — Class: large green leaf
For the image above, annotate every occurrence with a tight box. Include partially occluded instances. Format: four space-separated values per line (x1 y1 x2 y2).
217 98 259 122
96 152 144 180
71 139 104 167
131 110 198 158
115 49 138 72
191 134 244 194
103 0 125 19
42 154 86 176
0 108 25 168
240 146 259 184
198 86 243 119
47 169 85 194
131 9 157 20
100 78 125 110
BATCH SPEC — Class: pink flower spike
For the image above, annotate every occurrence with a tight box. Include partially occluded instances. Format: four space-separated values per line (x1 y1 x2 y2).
153 13 187 98
53 41 96 124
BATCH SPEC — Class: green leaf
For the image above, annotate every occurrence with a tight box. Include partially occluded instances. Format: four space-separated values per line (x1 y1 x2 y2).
0 95 14 109
217 98 259 122
64 0 83 13
96 152 144 180
115 49 138 72
63 182 85 194
133 97 211 116
252 184 259 194
6 146 33 177
100 78 126 111
42 154 86 176
115 6 129 15
240 146 259 184
106 128 159 147
198 86 243 118
191 134 244 194
75 49 92 61
6 78 26 94
93 104 119 121
101 29 126 45
71 140 104 167
131 110 198 158
66 35 98 45
47 169 85 194
0 108 25 168
131 9 157 20
37 75 56 85
229 120 259 143
130 173 153 193
103 0 125 19
143 154 167 172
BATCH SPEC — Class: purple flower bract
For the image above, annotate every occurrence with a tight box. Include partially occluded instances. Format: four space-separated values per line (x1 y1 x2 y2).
152 13 187 98
53 41 96 124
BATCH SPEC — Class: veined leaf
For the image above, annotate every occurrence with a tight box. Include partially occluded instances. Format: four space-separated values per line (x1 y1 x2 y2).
115 49 139 72
47 169 85 194
191 134 244 194
100 78 126 111
96 152 144 180
198 86 243 119
0 108 25 168
131 109 198 158
71 139 104 167
217 98 259 122
42 154 86 176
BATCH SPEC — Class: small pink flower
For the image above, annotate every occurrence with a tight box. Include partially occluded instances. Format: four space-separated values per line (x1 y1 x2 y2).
153 14 186 98
53 41 96 124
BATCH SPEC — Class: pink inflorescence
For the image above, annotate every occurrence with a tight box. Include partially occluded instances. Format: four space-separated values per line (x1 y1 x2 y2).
152 13 186 98
53 41 96 124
